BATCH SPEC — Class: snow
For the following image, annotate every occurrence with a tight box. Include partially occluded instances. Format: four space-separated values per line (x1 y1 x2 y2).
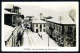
47 12 75 24
4 25 14 41
22 29 60 47
21 31 30 47
4 25 60 47
38 32 60 47
32 19 46 23
4 10 17 14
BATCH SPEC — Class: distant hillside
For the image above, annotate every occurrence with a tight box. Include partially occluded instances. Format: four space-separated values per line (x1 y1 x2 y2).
5 4 75 20
69 9 76 23
18 5 60 18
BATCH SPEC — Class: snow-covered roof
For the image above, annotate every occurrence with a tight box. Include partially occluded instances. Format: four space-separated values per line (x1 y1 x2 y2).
4 10 17 14
32 19 46 23
4 25 14 41
47 13 75 24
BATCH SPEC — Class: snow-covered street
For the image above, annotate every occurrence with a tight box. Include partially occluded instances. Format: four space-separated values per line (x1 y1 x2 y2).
21 29 60 47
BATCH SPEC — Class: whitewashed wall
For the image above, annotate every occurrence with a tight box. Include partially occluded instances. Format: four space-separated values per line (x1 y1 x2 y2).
32 23 46 32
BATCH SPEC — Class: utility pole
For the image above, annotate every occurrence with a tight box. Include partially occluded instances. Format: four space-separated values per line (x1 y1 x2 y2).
60 16 61 24
59 16 63 24
44 15 49 47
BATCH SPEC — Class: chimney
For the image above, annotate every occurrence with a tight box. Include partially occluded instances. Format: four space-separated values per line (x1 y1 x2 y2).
40 13 43 19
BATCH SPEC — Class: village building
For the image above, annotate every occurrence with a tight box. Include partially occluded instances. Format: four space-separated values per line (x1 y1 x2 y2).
46 13 76 47
4 5 22 27
4 5 24 47
31 19 46 33
26 16 34 29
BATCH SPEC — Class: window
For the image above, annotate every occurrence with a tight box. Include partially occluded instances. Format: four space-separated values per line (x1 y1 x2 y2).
40 24 42 32
58 25 59 32
59 26 62 33
13 21 17 24
56 25 58 31
57 25 59 31
55 24 57 31
54 24 55 30
15 9 17 13
36 29 38 33
44 29 45 32
15 9 18 13
17 9 19 13
60 26 62 32
50 22 51 27
36 24 38 27
48 22 50 26
52 23 53 28
51 23 53 28
13 16 16 20
59 26 61 32
55 24 58 31
53 23 54 29
68 26 72 34
40 24 42 28
12 15 17 25
58 25 60 32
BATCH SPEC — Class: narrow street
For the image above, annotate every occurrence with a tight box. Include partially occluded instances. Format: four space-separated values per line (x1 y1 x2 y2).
22 29 35 47
21 29 60 47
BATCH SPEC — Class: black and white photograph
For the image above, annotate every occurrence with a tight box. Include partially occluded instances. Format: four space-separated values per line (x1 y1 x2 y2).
2 2 79 51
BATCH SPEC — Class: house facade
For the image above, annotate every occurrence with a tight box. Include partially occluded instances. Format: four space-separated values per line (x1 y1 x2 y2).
4 5 22 27
26 16 34 29
4 5 24 47
46 15 76 47
31 19 46 33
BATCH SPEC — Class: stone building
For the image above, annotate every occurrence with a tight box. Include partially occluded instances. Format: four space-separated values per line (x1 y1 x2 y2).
4 5 24 47
4 5 22 27
46 14 76 47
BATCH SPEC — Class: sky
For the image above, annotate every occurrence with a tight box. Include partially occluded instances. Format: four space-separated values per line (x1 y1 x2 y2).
4 2 78 18
13 2 77 11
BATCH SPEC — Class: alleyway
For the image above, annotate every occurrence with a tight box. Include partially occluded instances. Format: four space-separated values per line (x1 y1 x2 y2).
21 29 60 47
